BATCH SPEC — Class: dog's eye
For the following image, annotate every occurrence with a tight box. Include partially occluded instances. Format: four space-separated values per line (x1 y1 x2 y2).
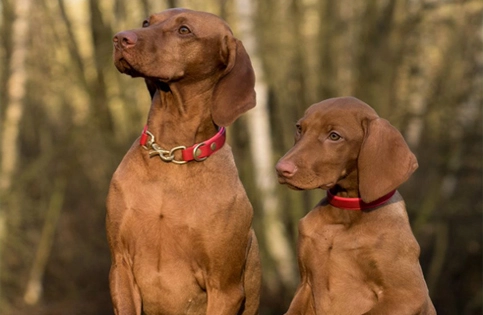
142 20 149 28
178 26 191 34
329 132 341 141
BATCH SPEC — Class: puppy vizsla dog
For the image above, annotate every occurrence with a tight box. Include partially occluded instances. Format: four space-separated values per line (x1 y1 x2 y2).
276 97 436 315
107 8 261 315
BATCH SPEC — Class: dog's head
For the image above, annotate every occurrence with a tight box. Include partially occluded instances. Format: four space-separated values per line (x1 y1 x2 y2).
275 97 418 203
113 8 256 126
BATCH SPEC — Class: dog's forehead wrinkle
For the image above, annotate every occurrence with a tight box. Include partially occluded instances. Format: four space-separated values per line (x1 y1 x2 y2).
305 109 347 128
175 16 189 24
161 10 228 27
307 104 375 132
150 9 184 23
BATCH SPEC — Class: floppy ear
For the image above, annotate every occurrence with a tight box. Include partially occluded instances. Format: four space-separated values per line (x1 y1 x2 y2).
211 37 256 126
358 118 418 203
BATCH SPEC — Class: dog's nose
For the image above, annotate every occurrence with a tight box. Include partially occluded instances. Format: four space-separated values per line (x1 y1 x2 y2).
275 160 297 178
113 31 138 49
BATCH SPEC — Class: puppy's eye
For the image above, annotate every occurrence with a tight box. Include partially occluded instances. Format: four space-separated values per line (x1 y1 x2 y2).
178 26 191 34
328 132 341 141
142 20 149 28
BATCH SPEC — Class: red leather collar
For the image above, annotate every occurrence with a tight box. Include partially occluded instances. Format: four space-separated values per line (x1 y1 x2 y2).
140 125 226 163
326 189 396 210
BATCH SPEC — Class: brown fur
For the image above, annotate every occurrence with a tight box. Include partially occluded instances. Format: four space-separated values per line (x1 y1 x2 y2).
107 9 261 315
276 97 435 315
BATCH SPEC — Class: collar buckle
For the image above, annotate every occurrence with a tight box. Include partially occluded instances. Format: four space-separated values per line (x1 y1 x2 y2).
148 143 187 164
139 125 226 164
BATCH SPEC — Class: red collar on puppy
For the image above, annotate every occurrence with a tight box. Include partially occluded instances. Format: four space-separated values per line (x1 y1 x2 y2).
140 125 226 164
327 189 396 210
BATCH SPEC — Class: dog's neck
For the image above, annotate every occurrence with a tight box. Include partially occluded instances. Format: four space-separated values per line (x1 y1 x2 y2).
327 189 396 211
145 81 218 149
331 167 361 198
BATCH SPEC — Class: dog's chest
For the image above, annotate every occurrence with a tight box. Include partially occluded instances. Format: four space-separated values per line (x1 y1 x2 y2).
111 159 253 313
299 213 386 312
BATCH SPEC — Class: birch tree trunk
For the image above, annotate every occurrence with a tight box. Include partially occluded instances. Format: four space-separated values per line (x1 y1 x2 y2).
234 0 296 289
0 0 31 303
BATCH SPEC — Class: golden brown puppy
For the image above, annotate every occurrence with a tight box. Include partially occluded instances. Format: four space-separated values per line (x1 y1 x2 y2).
276 97 435 315
107 8 261 315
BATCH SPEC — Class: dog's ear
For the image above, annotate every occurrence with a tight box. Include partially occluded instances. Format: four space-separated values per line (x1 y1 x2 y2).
211 37 256 126
358 118 418 203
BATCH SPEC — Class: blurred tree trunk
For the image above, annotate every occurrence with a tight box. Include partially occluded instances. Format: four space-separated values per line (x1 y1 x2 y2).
318 0 337 99
23 179 65 305
57 0 114 134
58 0 90 91
0 0 13 122
234 0 296 290
0 0 31 305
353 0 409 117
167 0 178 8
88 0 114 134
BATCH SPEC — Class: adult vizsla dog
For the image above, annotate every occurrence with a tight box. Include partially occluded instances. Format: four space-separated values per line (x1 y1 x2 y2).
107 8 261 315
276 97 436 315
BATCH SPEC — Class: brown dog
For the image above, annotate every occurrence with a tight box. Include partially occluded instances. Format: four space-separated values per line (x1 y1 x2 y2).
276 97 436 314
107 9 261 315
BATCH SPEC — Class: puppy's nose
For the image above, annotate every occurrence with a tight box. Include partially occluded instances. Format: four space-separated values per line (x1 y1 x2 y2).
275 160 297 178
113 31 138 49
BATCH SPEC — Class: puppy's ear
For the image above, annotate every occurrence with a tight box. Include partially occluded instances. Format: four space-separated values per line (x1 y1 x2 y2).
358 118 418 203
211 37 256 126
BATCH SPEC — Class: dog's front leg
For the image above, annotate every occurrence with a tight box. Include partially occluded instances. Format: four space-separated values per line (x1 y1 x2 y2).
109 256 142 315
203 239 251 315
285 217 318 315
205 284 245 315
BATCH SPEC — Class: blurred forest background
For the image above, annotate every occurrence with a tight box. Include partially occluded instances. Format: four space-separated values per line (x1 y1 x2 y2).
0 0 481 314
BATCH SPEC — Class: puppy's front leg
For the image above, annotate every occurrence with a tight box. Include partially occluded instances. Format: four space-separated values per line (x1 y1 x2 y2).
285 216 318 315
109 256 142 315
